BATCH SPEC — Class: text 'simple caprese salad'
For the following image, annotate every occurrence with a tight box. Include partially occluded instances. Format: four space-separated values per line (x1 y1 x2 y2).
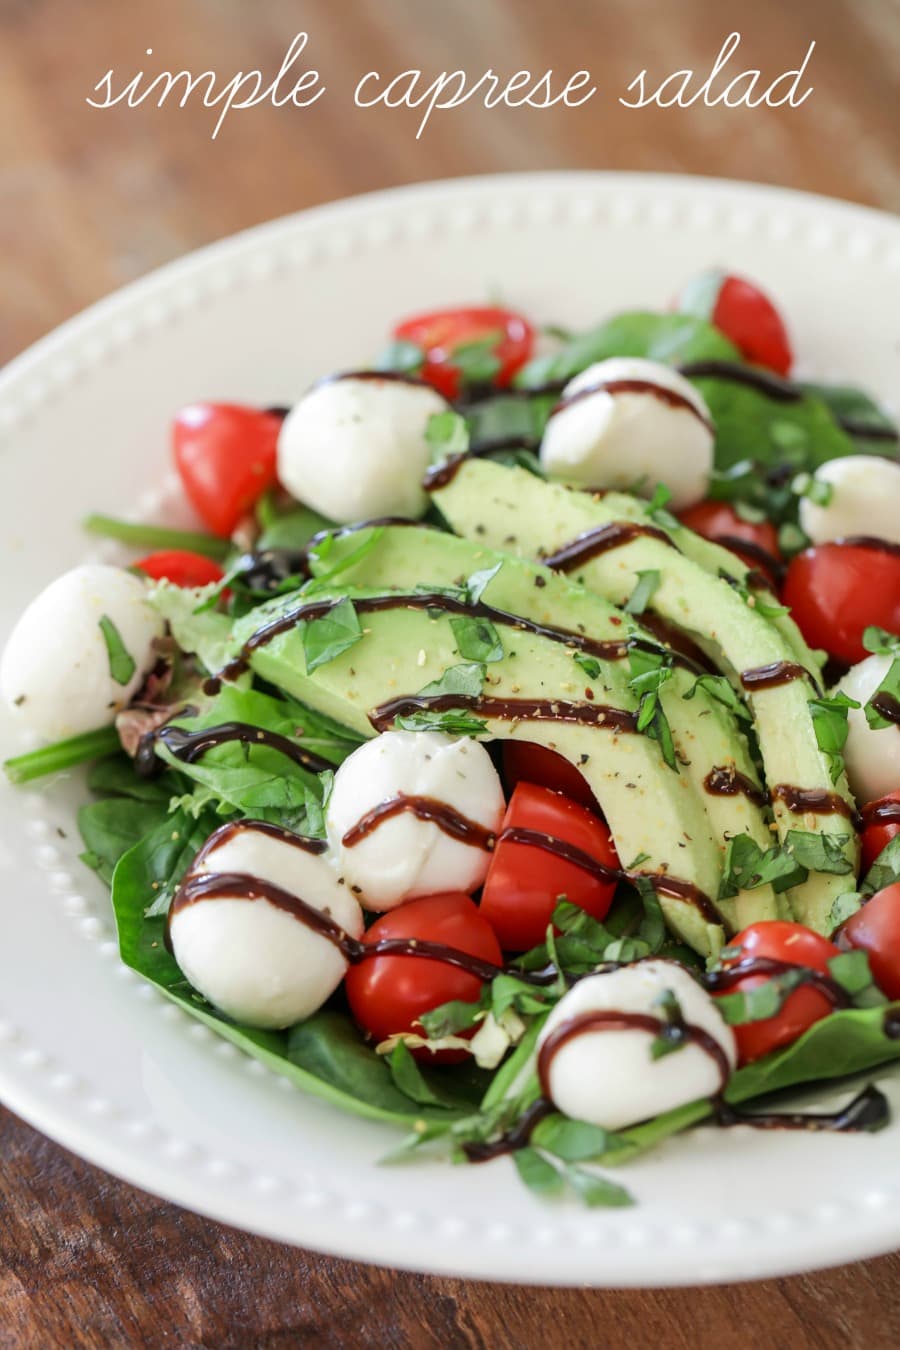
5 273 900 1207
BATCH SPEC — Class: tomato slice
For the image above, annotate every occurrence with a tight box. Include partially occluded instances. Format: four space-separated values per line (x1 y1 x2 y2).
678 500 783 587
782 540 900 664
479 782 619 953
173 404 282 537
714 921 841 1065
678 269 793 375
133 550 225 589
501 742 598 811
840 883 900 999
392 305 535 401
859 792 900 875
344 893 502 1062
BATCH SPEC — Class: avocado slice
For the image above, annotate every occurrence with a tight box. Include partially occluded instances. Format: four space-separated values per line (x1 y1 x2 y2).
307 522 784 933
230 583 726 957
431 460 859 935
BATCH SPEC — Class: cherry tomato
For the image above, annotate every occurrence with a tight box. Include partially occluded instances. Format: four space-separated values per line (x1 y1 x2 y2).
782 541 900 664
344 893 502 1062
840 883 900 1000
501 742 598 811
678 500 783 586
392 305 535 401
860 792 900 875
133 550 225 589
173 404 282 538
479 782 619 953
678 269 793 375
716 921 841 1065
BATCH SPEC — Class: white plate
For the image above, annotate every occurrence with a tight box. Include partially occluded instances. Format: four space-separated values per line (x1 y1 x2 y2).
2 173 900 1286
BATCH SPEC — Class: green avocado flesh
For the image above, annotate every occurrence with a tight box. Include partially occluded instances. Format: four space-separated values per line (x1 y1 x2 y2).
430 460 860 935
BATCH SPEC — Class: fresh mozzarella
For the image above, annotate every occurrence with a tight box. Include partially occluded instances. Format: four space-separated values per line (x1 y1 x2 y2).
799 456 900 547
169 824 364 1030
277 375 449 523
835 655 900 804
536 960 736 1131
0 564 164 741
539 357 715 510
326 729 506 911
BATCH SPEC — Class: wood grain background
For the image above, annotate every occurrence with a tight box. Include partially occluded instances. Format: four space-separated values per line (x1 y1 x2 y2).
1 0 899 1343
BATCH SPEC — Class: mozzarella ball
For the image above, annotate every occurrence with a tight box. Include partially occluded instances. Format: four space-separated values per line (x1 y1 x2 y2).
540 357 714 510
537 960 736 1131
326 730 505 911
0 564 164 741
169 824 364 1029
277 375 449 524
835 655 900 804
799 456 900 548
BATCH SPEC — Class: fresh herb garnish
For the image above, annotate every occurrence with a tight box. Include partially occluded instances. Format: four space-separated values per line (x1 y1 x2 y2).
301 597 362 673
683 673 752 723
808 691 860 784
425 409 470 464
451 331 503 387
718 834 805 900
785 829 854 876
98 615 136 686
374 339 426 375
627 641 677 771
450 615 503 663
573 652 602 680
644 484 679 531
624 569 661 616
715 968 809 1025
464 561 503 605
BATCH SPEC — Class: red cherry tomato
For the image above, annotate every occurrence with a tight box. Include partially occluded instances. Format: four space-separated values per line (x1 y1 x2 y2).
782 541 900 664
716 921 841 1065
678 269 793 375
133 550 225 589
392 305 535 401
678 500 783 586
173 404 282 537
841 883 900 1000
479 782 619 953
860 792 900 875
344 893 502 1063
501 742 598 811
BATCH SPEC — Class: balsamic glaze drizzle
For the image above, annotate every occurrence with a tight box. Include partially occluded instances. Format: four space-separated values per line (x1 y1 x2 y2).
740 661 811 691
550 377 714 432
541 521 678 572
136 721 335 779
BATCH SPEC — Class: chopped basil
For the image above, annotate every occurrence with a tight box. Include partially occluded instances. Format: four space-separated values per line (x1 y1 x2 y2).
464 561 503 605
644 483 680 530
628 642 677 772
531 1115 620 1163
513 1147 564 1196
785 829 854 876
862 833 900 895
425 409 470 464
683 673 752 723
808 691 860 784
450 615 503 664
418 995 488 1039
718 834 805 900
828 950 880 1001
417 662 485 700
573 652 602 680
374 338 426 375
715 968 808 1025
862 626 900 658
650 988 688 1060
490 974 554 1021
98 616 136 686
791 471 833 507
305 525 386 593
864 656 900 731
301 597 362 673
394 710 489 736
829 891 863 929
624 569 662 616
452 331 504 387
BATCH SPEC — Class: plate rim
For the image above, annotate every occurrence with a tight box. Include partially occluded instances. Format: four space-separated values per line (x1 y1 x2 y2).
2 169 900 1285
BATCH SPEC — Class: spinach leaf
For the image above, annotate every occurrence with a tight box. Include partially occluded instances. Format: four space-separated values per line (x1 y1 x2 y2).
79 796 173 884
516 312 739 387
87 754 174 803
799 381 898 451
693 376 857 475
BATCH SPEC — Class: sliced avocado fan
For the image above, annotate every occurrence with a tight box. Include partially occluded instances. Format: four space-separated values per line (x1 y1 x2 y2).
305 522 784 935
430 459 859 936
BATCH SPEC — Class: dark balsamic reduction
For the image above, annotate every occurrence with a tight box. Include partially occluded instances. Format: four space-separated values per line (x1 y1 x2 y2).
137 721 334 779
678 359 801 403
714 535 785 587
837 420 900 445
740 661 811 691
541 521 678 572
318 369 431 391
369 691 639 736
342 795 497 851
703 955 851 1010
860 799 900 829
870 691 900 727
551 377 714 432
703 765 769 810
836 536 900 560
713 1084 889 1134
883 1009 900 1039
770 783 857 822
462 1098 555 1163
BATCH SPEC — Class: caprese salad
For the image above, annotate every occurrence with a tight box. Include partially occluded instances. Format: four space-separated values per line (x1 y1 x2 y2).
4 272 900 1207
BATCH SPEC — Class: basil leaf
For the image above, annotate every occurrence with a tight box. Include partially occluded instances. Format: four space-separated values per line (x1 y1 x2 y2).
574 652 602 680
865 657 900 731
683 673 752 723
715 968 808 1025
829 891 863 928
644 484 679 530
624 569 661 616
388 1041 473 1110
563 1164 634 1208
627 642 677 772
464 562 503 605
718 833 806 900
301 597 362 673
452 331 503 387
418 996 488 1039
374 339 425 375
785 829 854 876
450 616 503 663
862 833 900 895
426 410 470 464
98 615 136 686
530 1115 621 1163
394 710 490 736
828 950 881 1002
513 1147 564 1196
808 691 860 784
417 662 485 700
863 626 900 658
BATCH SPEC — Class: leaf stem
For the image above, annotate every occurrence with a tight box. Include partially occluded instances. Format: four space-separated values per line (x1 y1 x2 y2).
4 726 121 784
82 514 231 561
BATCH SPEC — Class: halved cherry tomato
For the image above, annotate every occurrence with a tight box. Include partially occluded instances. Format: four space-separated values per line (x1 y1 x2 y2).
840 883 900 999
344 893 502 1063
715 921 841 1065
678 269 793 375
501 742 598 811
678 500 783 587
392 305 535 401
859 792 900 875
479 782 619 953
782 541 900 664
173 403 282 537
133 550 225 589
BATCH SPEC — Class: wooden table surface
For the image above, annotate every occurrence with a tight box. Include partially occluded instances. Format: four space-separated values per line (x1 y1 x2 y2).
2 0 899 1342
